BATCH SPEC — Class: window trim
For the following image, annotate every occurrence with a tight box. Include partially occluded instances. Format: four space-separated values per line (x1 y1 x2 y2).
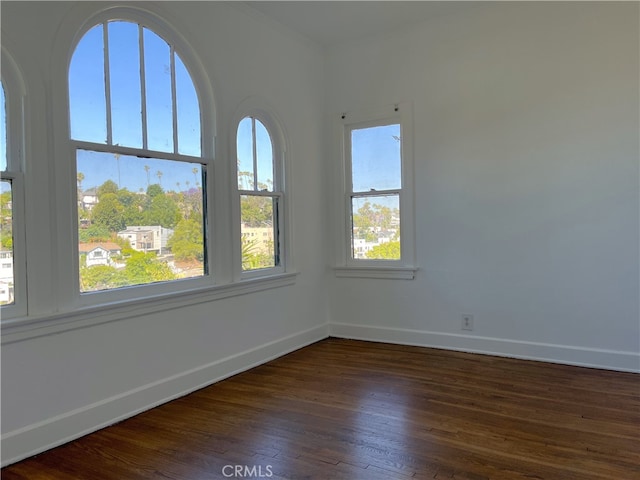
0 47 28 318
62 7 218 309
231 97 291 281
334 102 417 279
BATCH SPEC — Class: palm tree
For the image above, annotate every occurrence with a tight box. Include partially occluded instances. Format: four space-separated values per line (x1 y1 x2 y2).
192 167 199 187
156 170 163 186
144 165 151 187
114 153 121 188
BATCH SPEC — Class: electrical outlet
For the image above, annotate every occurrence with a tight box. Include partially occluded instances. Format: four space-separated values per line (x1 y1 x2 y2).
462 314 474 331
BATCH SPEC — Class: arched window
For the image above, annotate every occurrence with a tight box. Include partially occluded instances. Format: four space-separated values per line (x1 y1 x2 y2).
0 48 27 318
235 109 286 277
69 17 208 294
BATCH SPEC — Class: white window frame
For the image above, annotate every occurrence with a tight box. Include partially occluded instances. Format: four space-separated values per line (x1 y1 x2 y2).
1 5 297 342
62 7 217 309
231 97 290 280
334 102 417 279
0 47 28 318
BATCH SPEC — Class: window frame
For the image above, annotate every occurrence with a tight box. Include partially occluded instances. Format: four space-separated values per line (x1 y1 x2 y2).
334 103 417 279
1 5 298 341
0 47 28 318
61 7 217 310
231 98 289 281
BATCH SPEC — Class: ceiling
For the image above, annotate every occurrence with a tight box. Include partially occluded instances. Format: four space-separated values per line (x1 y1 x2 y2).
243 1 476 48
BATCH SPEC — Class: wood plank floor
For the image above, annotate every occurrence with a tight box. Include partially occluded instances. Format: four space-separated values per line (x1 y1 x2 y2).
3 338 639 479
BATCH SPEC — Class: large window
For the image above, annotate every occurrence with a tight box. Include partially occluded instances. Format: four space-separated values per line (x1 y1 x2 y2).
337 103 415 279
69 20 206 293
236 115 285 276
0 49 27 318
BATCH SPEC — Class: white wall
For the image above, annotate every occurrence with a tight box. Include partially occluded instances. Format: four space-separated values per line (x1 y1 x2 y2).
1 1 328 465
2 0 638 468
326 2 639 371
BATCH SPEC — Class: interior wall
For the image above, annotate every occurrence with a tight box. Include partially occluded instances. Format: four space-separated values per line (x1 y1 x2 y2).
325 2 639 371
1 1 328 465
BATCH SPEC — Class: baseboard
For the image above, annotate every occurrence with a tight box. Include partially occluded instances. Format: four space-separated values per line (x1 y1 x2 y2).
1 324 330 467
329 323 640 373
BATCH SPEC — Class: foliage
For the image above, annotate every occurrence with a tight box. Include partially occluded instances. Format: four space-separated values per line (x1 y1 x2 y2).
146 183 164 199
78 224 111 243
144 193 181 228
241 195 273 227
77 178 205 290
241 234 274 270
366 241 400 260
80 265 128 291
97 180 119 198
91 193 125 232
123 251 176 284
168 219 203 261
352 201 398 238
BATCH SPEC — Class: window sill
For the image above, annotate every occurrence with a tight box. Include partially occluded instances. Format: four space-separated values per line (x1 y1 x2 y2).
1 272 298 345
334 266 417 280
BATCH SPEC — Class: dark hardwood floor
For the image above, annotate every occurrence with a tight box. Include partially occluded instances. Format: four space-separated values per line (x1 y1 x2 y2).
3 338 639 479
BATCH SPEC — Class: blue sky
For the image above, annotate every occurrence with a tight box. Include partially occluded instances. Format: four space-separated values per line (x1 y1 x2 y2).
70 21 203 192
76 150 202 193
70 20 275 194
351 123 401 193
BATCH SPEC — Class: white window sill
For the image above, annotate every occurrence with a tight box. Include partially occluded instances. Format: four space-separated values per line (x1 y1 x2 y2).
1 272 298 345
334 266 417 280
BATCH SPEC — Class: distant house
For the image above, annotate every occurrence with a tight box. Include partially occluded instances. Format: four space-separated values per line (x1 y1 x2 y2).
79 188 99 211
78 242 122 267
241 226 274 256
0 249 13 303
117 226 174 254
0 248 14 282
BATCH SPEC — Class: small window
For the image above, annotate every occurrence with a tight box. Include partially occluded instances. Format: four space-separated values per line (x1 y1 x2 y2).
236 116 284 274
70 20 207 294
337 103 415 279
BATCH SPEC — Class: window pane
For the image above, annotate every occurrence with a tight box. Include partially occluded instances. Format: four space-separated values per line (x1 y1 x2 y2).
69 24 107 143
237 117 254 189
77 149 205 292
351 194 400 260
144 28 173 153
255 119 274 191
241 194 277 270
0 180 14 305
351 123 401 192
175 54 200 157
109 21 142 149
1 82 6 171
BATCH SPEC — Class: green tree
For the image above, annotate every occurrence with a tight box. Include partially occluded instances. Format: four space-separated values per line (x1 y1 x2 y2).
168 219 203 261
241 195 272 227
79 264 128 291
366 241 400 260
144 193 180 228
78 224 111 243
92 193 125 232
97 179 119 199
124 251 176 284
146 183 164 199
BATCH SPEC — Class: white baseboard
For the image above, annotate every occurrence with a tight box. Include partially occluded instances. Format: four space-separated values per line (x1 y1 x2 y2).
329 323 640 373
1 324 329 467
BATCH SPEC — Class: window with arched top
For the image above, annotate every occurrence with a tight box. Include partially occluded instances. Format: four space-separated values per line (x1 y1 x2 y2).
235 112 286 276
0 47 27 318
69 17 208 294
